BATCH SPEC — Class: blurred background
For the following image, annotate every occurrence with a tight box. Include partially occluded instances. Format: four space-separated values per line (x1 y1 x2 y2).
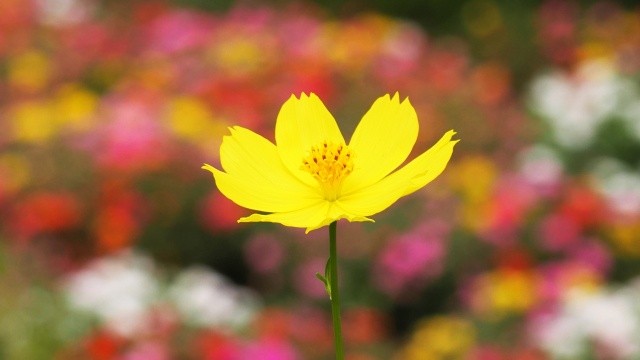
1 0 640 359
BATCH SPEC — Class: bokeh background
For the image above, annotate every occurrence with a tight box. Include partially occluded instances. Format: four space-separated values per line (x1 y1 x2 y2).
2 0 640 359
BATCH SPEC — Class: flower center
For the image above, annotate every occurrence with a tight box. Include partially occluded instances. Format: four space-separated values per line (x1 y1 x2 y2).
301 141 355 201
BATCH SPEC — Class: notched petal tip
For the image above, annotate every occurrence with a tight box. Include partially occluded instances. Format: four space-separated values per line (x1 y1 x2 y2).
303 92 326 105
435 130 458 146
388 92 412 105
401 95 413 107
285 92 323 106
224 125 253 140
300 92 321 101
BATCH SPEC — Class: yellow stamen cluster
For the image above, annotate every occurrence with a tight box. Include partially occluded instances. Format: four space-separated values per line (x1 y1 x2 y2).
301 141 355 200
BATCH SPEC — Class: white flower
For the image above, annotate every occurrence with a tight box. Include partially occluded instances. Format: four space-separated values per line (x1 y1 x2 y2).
63 250 262 336
518 145 563 187
529 59 622 149
168 266 259 329
62 251 159 337
534 283 640 359
35 0 95 25
534 312 585 359
590 158 640 216
613 78 640 141
570 291 640 358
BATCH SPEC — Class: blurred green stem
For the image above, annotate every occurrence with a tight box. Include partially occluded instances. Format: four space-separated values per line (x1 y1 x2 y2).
329 221 344 360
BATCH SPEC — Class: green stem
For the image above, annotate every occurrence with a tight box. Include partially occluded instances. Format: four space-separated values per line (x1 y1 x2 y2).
329 221 344 360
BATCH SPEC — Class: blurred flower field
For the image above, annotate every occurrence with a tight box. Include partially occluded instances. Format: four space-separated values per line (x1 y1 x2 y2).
1 0 640 359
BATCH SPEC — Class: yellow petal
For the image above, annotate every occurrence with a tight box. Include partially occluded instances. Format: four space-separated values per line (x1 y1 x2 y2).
275 93 345 184
220 126 318 195
203 165 320 213
339 130 458 217
240 200 372 233
399 130 459 196
344 93 418 192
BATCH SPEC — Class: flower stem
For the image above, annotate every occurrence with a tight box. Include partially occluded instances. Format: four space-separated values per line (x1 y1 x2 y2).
329 221 344 360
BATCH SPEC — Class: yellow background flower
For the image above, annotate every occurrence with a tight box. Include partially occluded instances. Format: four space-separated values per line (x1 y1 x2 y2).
203 93 457 232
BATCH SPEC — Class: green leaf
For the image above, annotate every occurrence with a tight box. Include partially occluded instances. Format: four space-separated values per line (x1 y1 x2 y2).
314 257 332 299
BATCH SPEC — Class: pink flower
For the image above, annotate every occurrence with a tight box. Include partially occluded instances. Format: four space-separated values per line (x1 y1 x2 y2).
199 191 248 233
538 212 581 252
146 10 213 53
481 175 538 247
122 342 169 360
374 233 444 298
569 239 612 276
373 23 425 82
243 233 285 274
242 339 298 360
277 13 322 60
95 94 170 172
294 258 330 299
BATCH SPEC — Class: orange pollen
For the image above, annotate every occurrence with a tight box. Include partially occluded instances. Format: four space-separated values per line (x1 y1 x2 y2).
301 141 355 185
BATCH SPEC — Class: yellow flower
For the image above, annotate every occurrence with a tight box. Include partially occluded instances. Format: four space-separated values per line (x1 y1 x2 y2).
54 84 98 131
8 51 52 92
165 96 227 143
401 316 475 359
203 93 458 233
10 101 58 143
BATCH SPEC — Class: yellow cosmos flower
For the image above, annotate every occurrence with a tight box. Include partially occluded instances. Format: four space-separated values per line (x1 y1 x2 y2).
203 93 458 233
